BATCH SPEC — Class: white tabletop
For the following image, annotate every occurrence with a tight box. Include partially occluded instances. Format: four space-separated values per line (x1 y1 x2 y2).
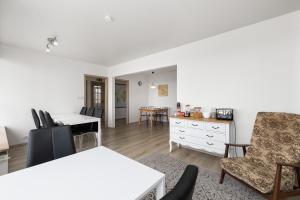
0 147 165 200
53 113 102 146
53 113 99 125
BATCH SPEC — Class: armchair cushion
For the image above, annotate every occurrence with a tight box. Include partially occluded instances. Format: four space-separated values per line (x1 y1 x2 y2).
221 157 295 193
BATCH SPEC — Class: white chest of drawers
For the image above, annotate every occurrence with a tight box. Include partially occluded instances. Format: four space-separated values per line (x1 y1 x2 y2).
169 116 233 156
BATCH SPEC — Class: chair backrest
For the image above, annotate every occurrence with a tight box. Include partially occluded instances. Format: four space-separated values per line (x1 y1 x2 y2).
51 126 76 159
31 109 41 129
39 110 48 128
93 107 103 118
44 111 56 127
86 107 95 116
246 112 300 169
161 165 198 200
80 107 87 115
27 128 54 167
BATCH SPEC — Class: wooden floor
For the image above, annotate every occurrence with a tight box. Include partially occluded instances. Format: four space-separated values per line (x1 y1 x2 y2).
8 119 221 173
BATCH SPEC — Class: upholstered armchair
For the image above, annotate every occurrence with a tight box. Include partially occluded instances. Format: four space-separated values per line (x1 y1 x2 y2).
219 112 300 200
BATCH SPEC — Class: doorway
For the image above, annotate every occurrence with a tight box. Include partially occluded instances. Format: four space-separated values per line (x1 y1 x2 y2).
84 75 108 127
115 79 129 126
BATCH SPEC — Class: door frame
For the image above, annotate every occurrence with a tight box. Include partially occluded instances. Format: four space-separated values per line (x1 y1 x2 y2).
84 74 108 127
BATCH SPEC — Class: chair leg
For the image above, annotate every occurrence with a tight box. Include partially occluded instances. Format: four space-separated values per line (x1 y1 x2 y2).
219 169 226 184
93 133 97 147
73 136 78 149
79 135 83 150
271 165 282 200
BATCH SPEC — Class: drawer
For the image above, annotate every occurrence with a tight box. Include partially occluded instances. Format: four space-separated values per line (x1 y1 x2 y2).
199 132 226 143
186 120 204 129
202 139 225 152
171 133 225 152
170 119 186 127
171 127 202 138
171 127 225 142
206 122 226 133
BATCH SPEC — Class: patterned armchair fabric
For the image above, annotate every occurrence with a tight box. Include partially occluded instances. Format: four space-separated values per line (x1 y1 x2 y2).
220 112 300 193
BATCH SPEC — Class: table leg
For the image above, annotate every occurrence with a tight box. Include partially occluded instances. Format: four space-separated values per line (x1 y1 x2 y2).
149 112 153 128
169 140 173 152
97 119 101 146
138 110 142 126
155 177 165 199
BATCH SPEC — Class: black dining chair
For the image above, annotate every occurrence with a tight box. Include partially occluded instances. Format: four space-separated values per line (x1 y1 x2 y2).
39 110 48 128
80 107 87 115
90 107 103 132
86 107 95 116
31 108 41 129
44 111 58 127
93 107 103 118
52 126 76 159
27 128 54 167
160 165 198 200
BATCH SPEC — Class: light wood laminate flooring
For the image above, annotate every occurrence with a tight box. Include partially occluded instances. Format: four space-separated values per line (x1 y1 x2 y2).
8 120 221 173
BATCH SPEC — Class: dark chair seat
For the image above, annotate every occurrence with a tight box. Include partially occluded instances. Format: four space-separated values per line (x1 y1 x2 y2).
39 110 48 128
45 111 62 127
27 125 76 167
27 128 54 167
31 108 41 129
52 126 76 159
86 107 95 116
80 107 87 115
161 165 198 200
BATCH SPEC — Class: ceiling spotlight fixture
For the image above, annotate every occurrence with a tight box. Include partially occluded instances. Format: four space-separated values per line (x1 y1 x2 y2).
104 15 113 23
45 36 58 52
45 44 51 52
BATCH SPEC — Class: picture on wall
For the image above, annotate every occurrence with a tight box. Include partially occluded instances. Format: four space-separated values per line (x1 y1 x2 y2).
158 84 168 97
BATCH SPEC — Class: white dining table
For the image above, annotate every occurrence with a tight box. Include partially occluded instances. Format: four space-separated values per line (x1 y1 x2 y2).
53 113 101 146
0 147 165 200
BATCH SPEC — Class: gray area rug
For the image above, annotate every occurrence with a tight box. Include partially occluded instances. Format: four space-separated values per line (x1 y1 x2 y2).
139 154 264 200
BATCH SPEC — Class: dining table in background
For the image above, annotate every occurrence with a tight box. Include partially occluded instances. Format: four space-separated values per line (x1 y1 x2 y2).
138 107 169 128
53 113 102 146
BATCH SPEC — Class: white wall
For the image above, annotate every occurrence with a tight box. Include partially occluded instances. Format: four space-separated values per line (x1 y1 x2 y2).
109 11 300 144
0 45 108 145
117 74 149 123
148 70 177 116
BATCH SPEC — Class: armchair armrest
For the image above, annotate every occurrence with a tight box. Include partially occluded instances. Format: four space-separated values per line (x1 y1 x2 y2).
223 143 250 158
276 162 300 168
272 162 300 195
225 143 250 147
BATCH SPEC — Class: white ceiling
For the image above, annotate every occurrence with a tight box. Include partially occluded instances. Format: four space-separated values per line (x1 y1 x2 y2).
117 65 177 78
1 0 300 66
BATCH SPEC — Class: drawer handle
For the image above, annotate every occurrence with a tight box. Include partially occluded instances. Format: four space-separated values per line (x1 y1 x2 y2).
212 126 219 129
206 134 214 138
179 136 185 139
179 130 185 133
206 142 214 145
175 122 181 124
191 124 198 126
